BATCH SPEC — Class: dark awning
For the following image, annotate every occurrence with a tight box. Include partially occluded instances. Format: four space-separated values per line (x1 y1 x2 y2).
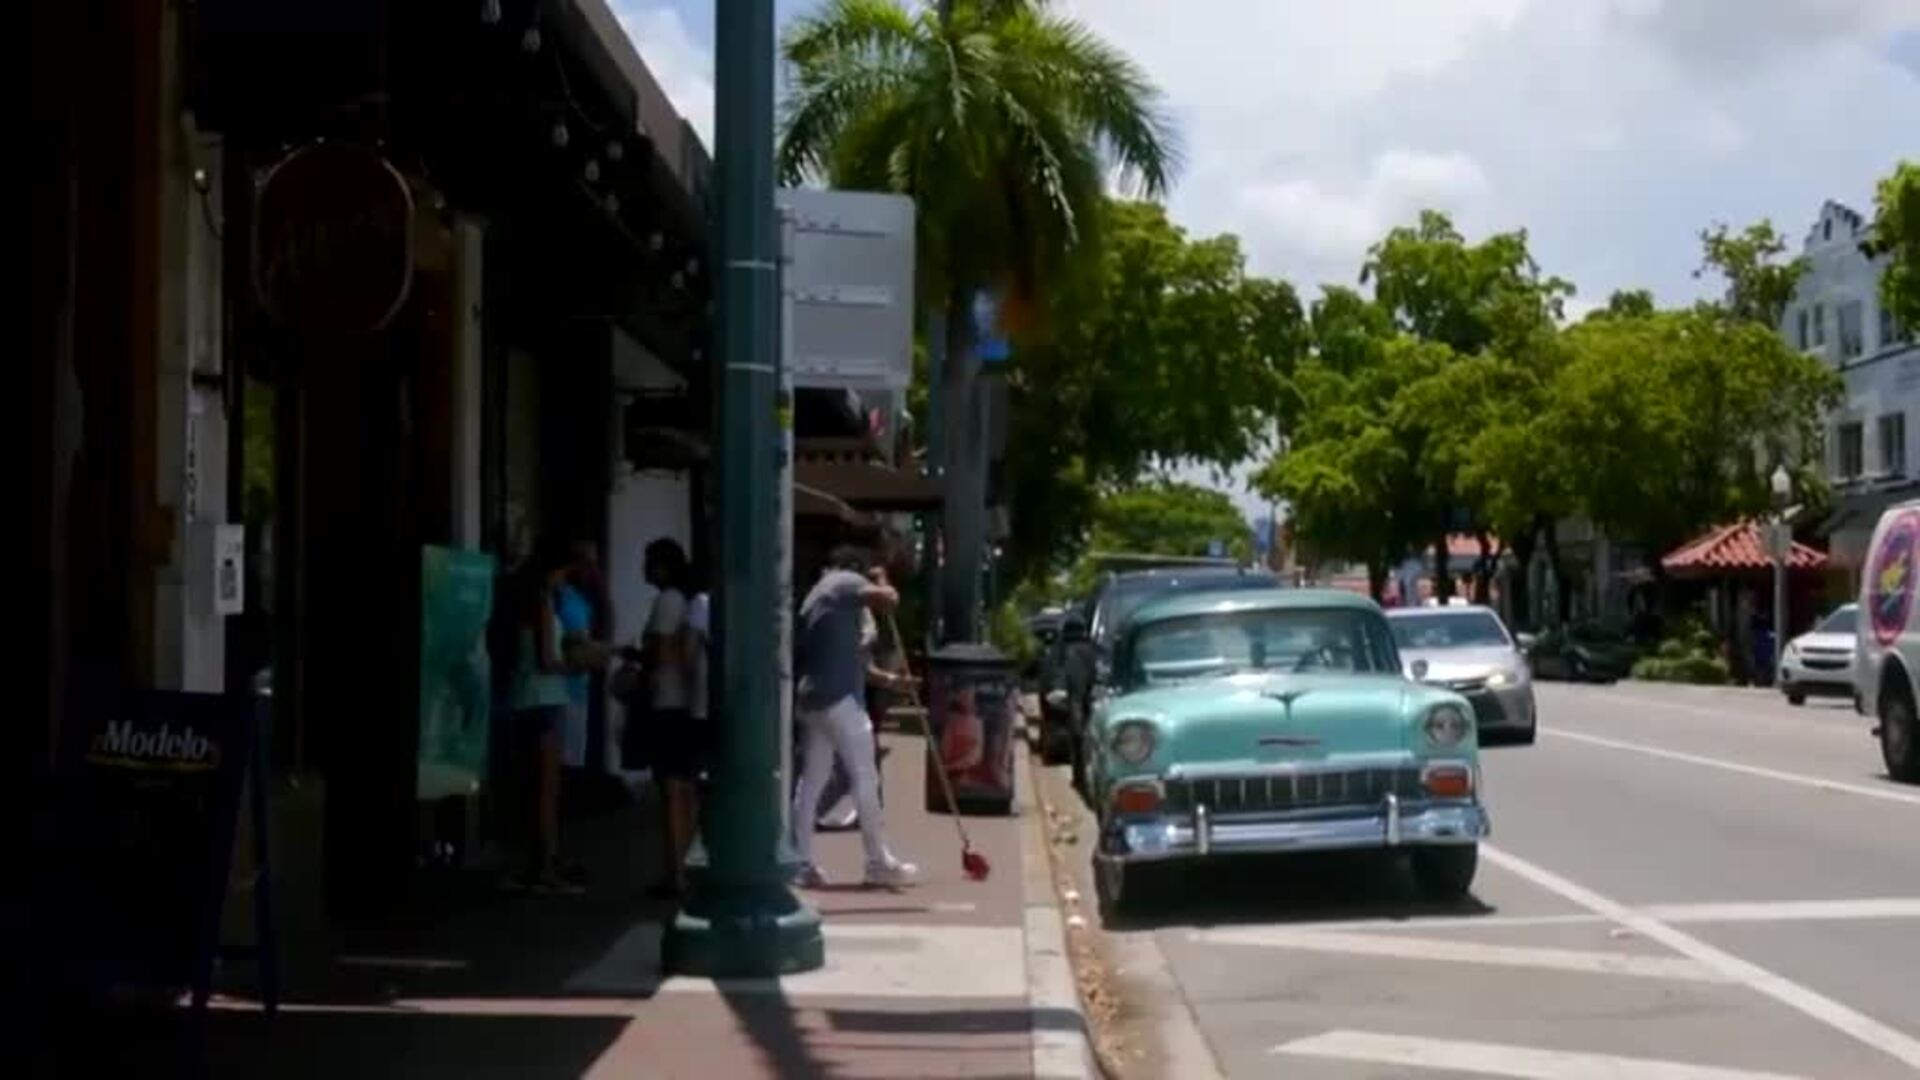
794 460 944 512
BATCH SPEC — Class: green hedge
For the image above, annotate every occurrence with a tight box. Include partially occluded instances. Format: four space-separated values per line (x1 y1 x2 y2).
1631 653 1730 685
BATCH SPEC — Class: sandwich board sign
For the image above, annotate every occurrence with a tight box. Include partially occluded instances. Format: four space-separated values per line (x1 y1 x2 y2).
776 189 915 391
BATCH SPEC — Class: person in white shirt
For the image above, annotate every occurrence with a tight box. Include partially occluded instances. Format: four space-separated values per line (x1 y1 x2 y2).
625 538 704 898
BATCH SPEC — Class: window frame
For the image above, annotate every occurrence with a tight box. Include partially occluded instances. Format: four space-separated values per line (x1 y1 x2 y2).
1838 420 1865 480
1879 412 1907 478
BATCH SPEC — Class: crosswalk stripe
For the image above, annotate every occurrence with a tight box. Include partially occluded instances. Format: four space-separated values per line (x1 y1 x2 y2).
1187 927 1725 982
1270 1029 1808 1079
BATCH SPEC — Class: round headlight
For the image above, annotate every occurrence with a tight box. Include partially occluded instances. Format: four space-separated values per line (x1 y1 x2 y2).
1424 704 1470 747
1112 720 1158 764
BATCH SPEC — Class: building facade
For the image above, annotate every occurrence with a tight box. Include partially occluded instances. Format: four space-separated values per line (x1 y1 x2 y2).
1780 200 1919 583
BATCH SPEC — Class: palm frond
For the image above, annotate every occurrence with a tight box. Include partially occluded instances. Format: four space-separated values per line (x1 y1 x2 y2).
782 0 921 72
1000 12 1180 197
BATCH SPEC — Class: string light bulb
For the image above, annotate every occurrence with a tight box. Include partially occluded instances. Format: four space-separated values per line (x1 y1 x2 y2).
550 121 570 149
606 141 625 163
604 194 620 214
480 0 502 25
521 24 542 53
583 159 601 184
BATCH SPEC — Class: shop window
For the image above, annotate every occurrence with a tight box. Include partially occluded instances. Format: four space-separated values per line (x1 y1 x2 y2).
1880 413 1907 477
1837 421 1864 480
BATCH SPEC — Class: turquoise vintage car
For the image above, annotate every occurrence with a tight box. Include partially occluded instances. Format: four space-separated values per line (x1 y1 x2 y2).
1088 588 1489 914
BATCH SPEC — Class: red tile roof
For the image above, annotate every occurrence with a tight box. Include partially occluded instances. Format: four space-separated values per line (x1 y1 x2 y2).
1660 521 1827 575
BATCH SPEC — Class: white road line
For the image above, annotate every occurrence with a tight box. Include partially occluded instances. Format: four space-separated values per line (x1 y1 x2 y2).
1253 898 1920 935
1542 726 1920 807
1187 927 1725 983
1482 844 1920 1072
1646 898 1920 923
1270 1029 1809 1080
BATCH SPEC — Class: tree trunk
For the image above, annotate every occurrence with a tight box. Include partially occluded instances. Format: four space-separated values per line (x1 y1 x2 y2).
1472 530 1494 605
938 289 985 642
1507 524 1538 629
1432 534 1454 602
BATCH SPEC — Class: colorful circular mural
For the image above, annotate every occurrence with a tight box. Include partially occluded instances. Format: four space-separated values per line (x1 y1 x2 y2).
1867 510 1920 647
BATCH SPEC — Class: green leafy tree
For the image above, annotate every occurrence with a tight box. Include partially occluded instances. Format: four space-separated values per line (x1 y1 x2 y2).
1695 220 1807 329
776 0 1180 634
1865 161 1920 332
1086 481 1253 561
998 201 1305 583
1548 307 1841 561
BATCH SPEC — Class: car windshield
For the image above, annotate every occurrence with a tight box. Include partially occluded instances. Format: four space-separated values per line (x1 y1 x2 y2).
1815 606 1858 634
1389 610 1511 650
1129 607 1400 685
1098 573 1276 642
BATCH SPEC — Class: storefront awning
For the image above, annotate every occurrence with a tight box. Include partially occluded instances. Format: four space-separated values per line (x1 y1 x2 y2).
793 459 944 512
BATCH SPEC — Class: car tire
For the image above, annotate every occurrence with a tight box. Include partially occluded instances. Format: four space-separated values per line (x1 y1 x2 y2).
1571 656 1591 683
1787 691 1807 707
1096 857 1161 923
1882 683 1919 783
1411 845 1478 901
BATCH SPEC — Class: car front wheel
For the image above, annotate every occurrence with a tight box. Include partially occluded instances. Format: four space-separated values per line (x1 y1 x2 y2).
1096 857 1163 922
1786 691 1807 707
1411 845 1478 900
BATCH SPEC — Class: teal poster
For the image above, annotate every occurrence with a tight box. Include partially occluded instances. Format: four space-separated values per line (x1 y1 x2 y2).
418 546 495 801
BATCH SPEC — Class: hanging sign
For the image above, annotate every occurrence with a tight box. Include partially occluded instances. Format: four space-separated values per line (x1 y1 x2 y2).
253 142 415 336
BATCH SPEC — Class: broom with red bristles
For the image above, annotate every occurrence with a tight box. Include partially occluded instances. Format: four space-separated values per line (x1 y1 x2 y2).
886 612 991 882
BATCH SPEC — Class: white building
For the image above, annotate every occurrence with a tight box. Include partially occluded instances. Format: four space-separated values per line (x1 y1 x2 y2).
1779 200 1918 583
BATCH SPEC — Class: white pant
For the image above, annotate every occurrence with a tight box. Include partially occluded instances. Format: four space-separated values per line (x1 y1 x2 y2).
792 698 892 869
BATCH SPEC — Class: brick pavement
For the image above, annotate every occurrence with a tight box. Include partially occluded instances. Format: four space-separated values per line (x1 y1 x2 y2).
58 730 1089 1079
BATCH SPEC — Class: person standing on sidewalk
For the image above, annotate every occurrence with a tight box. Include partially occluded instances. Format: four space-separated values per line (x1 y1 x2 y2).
630 538 703 898
509 542 583 894
791 546 919 889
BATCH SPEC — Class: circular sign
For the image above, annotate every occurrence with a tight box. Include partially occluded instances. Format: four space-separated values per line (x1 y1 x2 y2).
252 143 415 336
1867 509 1920 646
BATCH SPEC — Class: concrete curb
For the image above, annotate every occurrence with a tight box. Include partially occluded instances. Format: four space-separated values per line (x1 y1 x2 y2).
1018 742 1098 1080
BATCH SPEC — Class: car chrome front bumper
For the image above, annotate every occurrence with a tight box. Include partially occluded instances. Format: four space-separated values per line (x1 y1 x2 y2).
1099 798 1489 864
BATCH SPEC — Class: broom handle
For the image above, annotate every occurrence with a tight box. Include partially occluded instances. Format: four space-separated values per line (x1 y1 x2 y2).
885 612 970 835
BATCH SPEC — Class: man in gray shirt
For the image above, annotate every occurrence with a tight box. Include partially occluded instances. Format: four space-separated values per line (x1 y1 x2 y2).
791 546 919 888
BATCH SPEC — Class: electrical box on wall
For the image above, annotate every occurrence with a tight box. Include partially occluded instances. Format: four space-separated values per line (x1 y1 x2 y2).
192 522 247 617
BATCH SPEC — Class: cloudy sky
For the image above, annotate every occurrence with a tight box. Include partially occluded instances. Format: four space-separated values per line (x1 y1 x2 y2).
610 0 1919 510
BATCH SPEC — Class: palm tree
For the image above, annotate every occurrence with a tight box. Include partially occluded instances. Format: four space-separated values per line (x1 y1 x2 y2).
777 0 1179 636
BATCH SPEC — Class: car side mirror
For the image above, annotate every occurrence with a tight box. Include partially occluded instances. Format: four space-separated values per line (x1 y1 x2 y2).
1410 658 1430 681
1515 633 1536 655
1044 689 1068 710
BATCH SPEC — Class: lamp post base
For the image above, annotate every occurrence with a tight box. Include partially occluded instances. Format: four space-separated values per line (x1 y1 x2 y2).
662 878 824 978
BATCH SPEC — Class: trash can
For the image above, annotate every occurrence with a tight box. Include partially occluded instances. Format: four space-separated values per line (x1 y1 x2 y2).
923 644 1019 815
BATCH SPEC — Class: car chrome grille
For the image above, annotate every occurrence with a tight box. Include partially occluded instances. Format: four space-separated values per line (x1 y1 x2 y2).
1164 767 1423 815
1443 677 1489 693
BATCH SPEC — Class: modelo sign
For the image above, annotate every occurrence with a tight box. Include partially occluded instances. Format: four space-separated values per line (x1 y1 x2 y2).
253 142 415 336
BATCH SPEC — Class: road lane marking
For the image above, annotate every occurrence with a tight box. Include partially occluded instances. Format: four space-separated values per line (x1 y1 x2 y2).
1187 927 1726 982
1249 898 1920 935
1646 898 1920 923
1270 1030 1808 1079
1542 727 1920 806
1482 844 1920 1072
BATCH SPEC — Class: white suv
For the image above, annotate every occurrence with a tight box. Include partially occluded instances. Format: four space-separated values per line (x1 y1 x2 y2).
1853 501 1920 783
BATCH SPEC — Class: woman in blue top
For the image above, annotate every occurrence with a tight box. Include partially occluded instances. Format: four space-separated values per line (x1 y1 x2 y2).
511 542 580 894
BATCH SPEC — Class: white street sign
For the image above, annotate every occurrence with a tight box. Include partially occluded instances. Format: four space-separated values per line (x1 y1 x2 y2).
776 189 916 391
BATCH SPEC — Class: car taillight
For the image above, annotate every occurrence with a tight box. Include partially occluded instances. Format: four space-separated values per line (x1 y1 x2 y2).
1112 783 1162 814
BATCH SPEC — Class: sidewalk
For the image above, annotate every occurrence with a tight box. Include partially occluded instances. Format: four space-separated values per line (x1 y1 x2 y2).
76 729 1091 1079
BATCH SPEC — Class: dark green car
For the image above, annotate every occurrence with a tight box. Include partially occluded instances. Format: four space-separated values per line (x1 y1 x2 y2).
1526 624 1638 683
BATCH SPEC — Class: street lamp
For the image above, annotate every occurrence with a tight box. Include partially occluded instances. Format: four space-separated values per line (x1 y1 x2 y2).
1770 465 1793 686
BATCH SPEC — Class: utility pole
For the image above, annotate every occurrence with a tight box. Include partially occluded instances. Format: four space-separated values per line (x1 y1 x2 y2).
664 0 824 977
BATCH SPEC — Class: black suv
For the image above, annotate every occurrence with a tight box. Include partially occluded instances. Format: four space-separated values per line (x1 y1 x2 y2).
1047 562 1280 785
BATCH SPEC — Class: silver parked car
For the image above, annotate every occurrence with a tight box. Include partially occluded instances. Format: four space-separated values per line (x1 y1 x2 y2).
1780 603 1858 707
1388 605 1537 745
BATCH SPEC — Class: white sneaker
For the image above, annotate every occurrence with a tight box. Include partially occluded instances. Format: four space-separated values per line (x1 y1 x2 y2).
793 863 829 889
818 805 860 830
864 859 920 889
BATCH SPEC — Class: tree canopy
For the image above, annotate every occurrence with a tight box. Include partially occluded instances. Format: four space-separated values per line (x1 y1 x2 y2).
1867 161 1920 332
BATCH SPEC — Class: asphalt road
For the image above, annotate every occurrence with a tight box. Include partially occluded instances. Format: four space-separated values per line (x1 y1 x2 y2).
1040 681 1920 1080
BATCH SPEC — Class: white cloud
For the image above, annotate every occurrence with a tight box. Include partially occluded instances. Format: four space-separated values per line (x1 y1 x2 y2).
612 3 715 148
1239 150 1492 286
1067 0 1919 309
